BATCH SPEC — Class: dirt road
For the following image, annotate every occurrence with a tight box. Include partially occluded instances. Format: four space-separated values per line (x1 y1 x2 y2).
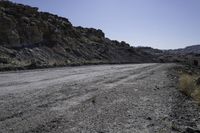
0 63 200 133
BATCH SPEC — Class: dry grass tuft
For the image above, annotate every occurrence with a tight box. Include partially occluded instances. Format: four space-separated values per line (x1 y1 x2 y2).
179 73 200 104
179 74 196 96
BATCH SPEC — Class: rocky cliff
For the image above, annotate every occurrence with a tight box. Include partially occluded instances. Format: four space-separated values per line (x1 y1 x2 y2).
0 1 158 70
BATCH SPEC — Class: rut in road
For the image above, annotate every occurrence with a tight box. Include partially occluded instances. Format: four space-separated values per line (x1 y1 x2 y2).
0 63 200 133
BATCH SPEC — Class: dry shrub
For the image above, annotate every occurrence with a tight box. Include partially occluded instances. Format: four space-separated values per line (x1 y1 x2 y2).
179 73 200 104
179 74 196 96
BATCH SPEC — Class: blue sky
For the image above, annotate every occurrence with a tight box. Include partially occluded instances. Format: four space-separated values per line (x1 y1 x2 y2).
11 0 200 49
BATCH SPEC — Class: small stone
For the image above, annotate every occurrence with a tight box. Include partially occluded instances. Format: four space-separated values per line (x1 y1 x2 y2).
147 123 154 127
147 117 152 120
92 99 96 104
155 85 160 90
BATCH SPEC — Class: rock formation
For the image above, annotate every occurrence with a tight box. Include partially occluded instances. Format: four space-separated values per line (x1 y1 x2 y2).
0 1 159 70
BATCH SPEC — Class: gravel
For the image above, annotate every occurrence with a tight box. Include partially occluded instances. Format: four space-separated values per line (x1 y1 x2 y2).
0 63 200 133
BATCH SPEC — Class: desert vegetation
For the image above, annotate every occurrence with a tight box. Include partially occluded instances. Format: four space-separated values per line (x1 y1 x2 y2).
178 66 200 103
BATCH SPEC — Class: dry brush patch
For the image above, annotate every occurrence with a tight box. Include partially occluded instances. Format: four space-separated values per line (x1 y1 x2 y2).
178 72 200 104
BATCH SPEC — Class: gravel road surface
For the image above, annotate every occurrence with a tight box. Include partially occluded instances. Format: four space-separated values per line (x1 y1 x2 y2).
0 63 200 133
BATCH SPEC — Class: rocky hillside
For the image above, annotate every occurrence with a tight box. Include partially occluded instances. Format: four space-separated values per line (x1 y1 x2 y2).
167 45 200 55
157 45 200 64
0 1 159 71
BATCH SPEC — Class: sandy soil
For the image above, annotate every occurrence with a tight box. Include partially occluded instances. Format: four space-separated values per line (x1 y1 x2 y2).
0 63 200 133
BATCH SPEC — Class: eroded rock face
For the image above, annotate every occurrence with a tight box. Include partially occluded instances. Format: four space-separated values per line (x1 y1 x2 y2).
0 1 159 70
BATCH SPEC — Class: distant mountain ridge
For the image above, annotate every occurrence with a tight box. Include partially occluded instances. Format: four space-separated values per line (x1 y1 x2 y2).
167 45 200 55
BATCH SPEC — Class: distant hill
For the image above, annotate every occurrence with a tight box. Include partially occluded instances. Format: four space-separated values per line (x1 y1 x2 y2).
167 45 200 55
0 1 160 71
